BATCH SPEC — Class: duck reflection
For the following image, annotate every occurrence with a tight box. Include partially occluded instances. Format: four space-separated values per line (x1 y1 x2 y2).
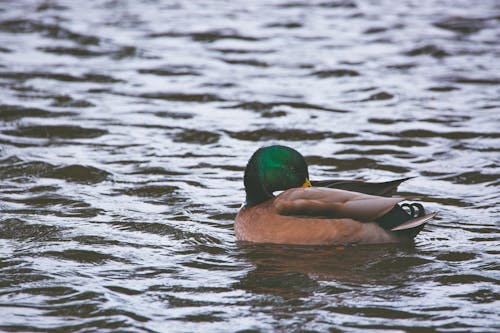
234 242 421 298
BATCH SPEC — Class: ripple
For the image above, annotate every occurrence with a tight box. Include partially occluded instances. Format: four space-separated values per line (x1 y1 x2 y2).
0 218 61 241
0 19 99 45
104 285 142 296
3 125 108 139
236 270 319 297
468 237 500 243
311 69 360 78
220 58 269 67
339 138 427 148
278 1 357 8
226 128 354 141
0 71 121 83
0 258 24 270
1 188 100 219
436 274 498 285
369 256 432 271
128 167 187 176
0 158 109 184
0 104 74 120
266 22 302 29
364 27 389 34
38 46 106 57
262 110 287 118
117 184 178 200
223 101 350 113
0 157 53 178
428 86 460 92
44 165 110 183
139 92 226 102
405 44 449 58
4 193 91 208
437 252 477 262
440 171 498 185
110 221 220 245
152 111 194 119
368 118 400 124
38 45 137 59
284 102 350 113
176 313 225 323
433 16 488 34
173 129 220 144
392 129 499 139
319 1 357 8
360 91 394 101
386 63 417 70
0 267 52 289
20 286 76 298
450 289 499 304
42 249 125 264
344 323 476 332
308 155 374 170
50 95 95 108
222 101 276 111
138 66 201 76
148 28 262 42
211 48 272 55
421 115 472 125
150 289 216 307
336 148 410 157
329 306 430 320
448 76 500 85
462 227 499 234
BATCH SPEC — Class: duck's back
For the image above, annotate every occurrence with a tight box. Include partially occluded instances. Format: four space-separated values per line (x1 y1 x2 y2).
235 187 434 245
235 188 401 245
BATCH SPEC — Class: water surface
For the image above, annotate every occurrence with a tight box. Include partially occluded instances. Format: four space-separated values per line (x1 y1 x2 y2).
0 0 499 332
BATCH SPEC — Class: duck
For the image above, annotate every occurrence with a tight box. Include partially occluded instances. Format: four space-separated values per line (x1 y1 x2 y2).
235 145 436 245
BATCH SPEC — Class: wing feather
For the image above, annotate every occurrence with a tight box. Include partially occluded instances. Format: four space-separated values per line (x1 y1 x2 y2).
275 187 404 222
312 177 413 196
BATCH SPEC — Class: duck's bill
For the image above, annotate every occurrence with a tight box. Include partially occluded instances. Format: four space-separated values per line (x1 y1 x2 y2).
302 178 312 188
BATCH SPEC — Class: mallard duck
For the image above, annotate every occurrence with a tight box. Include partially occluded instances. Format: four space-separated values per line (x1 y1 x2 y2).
235 145 436 245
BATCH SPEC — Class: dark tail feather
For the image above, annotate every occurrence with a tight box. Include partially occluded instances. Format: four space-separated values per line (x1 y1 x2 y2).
312 177 413 197
376 204 414 230
375 203 436 239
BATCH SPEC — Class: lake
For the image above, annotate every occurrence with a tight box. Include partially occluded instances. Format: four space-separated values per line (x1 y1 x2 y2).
0 1 499 332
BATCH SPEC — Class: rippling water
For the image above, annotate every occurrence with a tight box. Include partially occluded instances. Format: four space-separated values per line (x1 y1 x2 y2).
0 0 499 332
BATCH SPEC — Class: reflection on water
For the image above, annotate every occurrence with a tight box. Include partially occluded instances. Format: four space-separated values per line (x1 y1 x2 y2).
0 0 499 332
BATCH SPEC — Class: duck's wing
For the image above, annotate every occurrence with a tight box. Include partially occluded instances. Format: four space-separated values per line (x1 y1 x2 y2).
311 177 412 196
274 187 405 222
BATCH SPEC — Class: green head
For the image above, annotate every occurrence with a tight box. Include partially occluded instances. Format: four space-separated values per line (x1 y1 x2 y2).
243 145 311 207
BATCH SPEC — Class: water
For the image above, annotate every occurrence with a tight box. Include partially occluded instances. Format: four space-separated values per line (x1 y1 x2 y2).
0 0 499 332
